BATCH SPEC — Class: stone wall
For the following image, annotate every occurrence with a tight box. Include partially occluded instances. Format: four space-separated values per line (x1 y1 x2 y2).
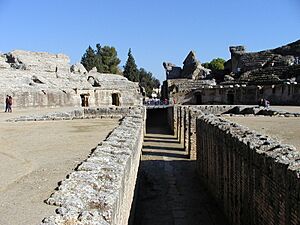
162 79 216 104
182 83 300 105
8 106 139 122
38 107 145 225
175 105 300 225
173 105 233 159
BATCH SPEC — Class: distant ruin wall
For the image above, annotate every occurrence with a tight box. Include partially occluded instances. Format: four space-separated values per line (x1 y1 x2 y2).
1 90 81 108
180 84 300 106
40 107 145 225
1 88 141 109
175 105 300 225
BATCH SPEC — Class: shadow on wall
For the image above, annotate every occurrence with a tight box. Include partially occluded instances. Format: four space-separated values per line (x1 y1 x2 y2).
146 108 172 134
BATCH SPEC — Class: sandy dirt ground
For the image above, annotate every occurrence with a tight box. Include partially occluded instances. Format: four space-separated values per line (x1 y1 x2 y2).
224 116 300 150
0 109 119 225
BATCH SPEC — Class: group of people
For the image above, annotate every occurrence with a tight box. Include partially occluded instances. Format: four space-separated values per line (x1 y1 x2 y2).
5 95 13 112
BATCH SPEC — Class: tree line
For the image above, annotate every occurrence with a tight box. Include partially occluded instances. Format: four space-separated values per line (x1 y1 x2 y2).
81 44 160 97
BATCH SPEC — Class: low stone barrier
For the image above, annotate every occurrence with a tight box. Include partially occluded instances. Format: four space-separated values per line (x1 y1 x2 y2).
40 107 145 225
7 106 136 122
223 105 300 117
195 113 300 225
173 105 300 224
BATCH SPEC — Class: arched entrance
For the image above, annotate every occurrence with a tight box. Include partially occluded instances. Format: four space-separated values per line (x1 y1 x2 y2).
80 94 89 107
227 91 234 105
194 91 202 105
112 93 120 106
195 94 202 104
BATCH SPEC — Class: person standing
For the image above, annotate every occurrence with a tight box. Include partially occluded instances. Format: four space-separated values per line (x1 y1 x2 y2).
7 95 13 112
4 95 9 112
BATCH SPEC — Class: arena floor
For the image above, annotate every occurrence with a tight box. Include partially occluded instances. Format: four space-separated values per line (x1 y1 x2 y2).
0 108 119 225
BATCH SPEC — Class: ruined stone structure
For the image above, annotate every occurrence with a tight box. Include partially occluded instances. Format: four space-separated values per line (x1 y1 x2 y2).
161 51 215 102
228 39 300 84
172 105 300 225
163 40 300 105
0 50 142 108
187 83 300 105
163 51 211 80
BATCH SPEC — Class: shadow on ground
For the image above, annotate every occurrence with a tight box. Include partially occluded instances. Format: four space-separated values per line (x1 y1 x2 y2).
132 127 228 225
133 159 228 225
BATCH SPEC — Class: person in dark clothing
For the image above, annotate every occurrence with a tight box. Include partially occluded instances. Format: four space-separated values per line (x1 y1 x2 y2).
4 95 9 112
7 96 13 112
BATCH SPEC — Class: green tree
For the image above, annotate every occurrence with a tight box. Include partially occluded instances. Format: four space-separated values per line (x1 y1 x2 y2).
139 68 160 97
81 46 97 71
210 58 226 70
202 58 226 71
95 44 104 72
123 48 139 82
100 46 121 74
81 44 121 74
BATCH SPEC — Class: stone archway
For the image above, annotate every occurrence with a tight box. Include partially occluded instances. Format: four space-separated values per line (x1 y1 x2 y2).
227 91 234 105
112 93 120 106
80 94 89 107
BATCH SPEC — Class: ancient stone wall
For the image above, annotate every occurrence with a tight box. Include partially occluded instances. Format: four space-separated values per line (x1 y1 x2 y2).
196 114 300 225
175 105 300 225
181 83 300 105
0 50 142 109
174 105 233 159
8 106 139 122
38 107 145 225
163 79 216 104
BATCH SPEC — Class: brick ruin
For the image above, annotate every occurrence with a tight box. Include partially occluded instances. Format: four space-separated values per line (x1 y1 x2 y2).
162 39 300 105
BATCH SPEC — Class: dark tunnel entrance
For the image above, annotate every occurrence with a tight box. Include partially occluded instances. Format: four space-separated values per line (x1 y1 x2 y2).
146 107 173 135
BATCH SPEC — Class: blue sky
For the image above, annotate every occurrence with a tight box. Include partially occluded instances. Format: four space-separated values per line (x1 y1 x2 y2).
0 0 299 82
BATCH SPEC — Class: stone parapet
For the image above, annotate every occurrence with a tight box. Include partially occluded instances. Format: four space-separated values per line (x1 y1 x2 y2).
7 106 144 122
40 107 145 225
195 112 300 225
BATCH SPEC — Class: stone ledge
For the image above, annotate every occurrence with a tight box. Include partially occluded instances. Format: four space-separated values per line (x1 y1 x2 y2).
7 106 142 122
198 113 300 185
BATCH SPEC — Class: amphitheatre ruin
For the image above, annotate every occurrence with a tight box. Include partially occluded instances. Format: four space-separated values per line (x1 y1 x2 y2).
0 40 300 225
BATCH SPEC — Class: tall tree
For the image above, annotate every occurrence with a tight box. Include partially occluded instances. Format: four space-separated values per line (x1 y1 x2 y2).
81 46 97 71
123 48 139 82
95 44 104 73
139 67 160 97
81 44 121 74
100 46 121 74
